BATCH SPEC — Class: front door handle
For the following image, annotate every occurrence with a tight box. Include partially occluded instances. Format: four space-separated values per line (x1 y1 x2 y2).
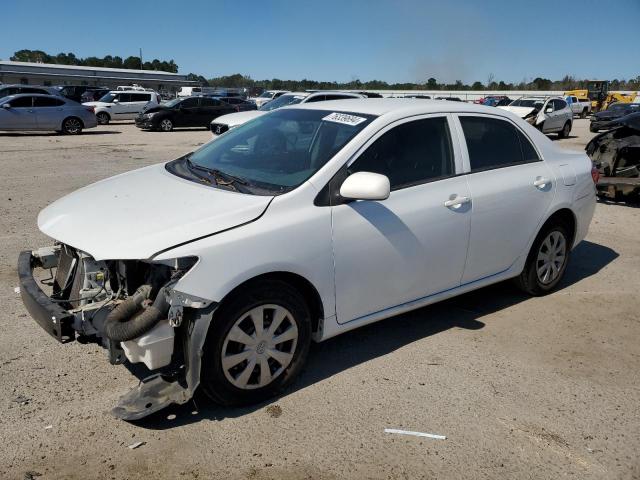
444 195 471 209
533 177 551 189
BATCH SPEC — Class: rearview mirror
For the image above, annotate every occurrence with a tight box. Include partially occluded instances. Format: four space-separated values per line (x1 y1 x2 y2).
340 171 390 201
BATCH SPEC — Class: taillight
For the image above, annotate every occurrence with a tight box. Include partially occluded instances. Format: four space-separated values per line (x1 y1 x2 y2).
591 165 600 184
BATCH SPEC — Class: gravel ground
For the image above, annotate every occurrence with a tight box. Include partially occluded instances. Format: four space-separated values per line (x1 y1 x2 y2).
1 119 638 480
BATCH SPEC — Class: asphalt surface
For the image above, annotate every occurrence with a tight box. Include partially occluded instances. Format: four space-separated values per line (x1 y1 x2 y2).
1 119 638 480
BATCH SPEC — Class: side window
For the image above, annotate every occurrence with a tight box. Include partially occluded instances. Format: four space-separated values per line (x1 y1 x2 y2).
324 94 351 101
349 117 454 190
33 97 65 107
10 96 34 108
460 116 539 171
554 99 567 110
117 93 131 102
181 97 199 108
130 93 151 102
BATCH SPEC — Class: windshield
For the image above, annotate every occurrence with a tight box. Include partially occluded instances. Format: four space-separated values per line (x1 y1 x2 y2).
173 109 375 194
510 99 544 108
259 94 306 111
608 104 628 111
98 92 116 103
163 98 182 108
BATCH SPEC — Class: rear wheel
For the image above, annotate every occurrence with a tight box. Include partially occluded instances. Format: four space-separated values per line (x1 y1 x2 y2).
96 112 110 125
61 117 83 135
515 222 571 296
580 108 587 119
159 118 173 132
201 280 312 406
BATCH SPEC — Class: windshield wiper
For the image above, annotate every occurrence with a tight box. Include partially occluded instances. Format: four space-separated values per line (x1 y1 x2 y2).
185 158 249 191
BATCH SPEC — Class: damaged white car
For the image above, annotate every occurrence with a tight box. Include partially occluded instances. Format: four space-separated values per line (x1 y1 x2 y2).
19 99 596 420
499 96 573 138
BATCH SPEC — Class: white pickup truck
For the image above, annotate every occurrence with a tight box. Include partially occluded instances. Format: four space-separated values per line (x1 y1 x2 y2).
566 96 591 118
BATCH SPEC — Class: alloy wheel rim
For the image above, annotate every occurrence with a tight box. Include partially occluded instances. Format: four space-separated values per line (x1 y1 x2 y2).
66 119 81 133
161 120 172 131
221 304 298 390
536 231 567 285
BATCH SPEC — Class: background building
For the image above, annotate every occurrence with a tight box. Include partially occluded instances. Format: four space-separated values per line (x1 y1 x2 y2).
0 61 198 94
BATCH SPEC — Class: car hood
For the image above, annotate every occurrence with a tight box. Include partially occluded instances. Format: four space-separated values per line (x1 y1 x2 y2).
212 110 265 128
498 106 536 118
37 163 273 260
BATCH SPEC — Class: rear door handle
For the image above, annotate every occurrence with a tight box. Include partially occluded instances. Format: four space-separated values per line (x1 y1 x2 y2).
444 195 471 208
533 177 551 189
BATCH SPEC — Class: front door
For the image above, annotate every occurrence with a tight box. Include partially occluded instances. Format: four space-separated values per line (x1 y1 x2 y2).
176 97 201 127
331 115 471 324
456 114 555 283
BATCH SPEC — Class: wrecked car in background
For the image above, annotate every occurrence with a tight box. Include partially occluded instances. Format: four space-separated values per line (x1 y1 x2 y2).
587 112 640 199
590 103 640 132
499 96 573 138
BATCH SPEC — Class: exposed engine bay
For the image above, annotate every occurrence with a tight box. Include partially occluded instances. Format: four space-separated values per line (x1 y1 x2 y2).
586 113 640 199
20 243 216 420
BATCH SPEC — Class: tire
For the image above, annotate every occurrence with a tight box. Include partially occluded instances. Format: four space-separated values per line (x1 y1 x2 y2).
61 117 83 135
558 121 571 139
200 279 312 406
96 112 110 125
580 108 587 119
159 118 173 132
514 222 571 296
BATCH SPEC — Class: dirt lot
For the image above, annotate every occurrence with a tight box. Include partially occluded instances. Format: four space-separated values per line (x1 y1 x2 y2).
1 119 639 480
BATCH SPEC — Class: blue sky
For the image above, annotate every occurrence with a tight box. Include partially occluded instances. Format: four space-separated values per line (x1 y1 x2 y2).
1 0 639 84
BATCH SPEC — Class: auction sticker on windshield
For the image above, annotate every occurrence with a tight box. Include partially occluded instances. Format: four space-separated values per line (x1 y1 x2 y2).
322 112 368 126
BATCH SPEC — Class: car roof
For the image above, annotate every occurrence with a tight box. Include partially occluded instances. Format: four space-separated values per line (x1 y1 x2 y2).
2 93 65 99
288 98 518 118
108 90 154 94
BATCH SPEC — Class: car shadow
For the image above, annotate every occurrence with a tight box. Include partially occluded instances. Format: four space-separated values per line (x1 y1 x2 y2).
131 240 617 430
596 195 640 209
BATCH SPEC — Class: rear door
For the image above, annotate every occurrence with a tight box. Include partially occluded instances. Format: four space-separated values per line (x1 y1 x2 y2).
33 96 67 129
176 97 200 126
128 93 153 116
0 96 37 129
456 114 555 283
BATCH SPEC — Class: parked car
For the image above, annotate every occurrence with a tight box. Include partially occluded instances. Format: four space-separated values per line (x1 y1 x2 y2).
18 99 595 419
436 96 463 102
58 85 108 103
135 96 237 131
177 86 217 98
479 96 511 107
83 90 160 124
0 84 61 99
80 88 110 103
565 95 592 119
251 90 290 108
590 103 640 132
0 93 97 134
587 112 640 198
499 97 573 138
218 97 258 112
210 91 365 135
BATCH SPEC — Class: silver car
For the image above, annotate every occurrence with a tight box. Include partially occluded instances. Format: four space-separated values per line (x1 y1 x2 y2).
0 94 98 134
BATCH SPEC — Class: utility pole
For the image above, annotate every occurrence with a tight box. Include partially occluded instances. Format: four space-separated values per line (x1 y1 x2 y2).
139 48 143 69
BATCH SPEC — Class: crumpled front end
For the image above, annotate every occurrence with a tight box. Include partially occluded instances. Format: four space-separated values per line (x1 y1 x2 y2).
18 243 216 420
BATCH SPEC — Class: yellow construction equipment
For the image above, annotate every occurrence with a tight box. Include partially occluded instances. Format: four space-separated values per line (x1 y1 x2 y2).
565 82 637 112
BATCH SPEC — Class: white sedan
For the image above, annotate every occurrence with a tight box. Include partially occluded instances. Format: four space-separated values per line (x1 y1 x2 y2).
499 96 573 138
19 99 596 419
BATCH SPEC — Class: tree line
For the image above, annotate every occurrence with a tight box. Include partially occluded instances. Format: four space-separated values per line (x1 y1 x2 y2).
190 72 640 92
9 49 178 73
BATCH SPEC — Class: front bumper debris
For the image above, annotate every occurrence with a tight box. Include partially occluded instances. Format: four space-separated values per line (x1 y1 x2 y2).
17 250 75 343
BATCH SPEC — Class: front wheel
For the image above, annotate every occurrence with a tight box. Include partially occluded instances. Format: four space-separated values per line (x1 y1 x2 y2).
515 223 571 296
61 117 83 135
558 121 571 138
159 118 173 132
96 112 110 125
201 280 312 406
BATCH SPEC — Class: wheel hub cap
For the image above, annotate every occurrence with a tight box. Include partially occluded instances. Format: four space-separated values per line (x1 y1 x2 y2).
221 304 298 390
536 231 567 285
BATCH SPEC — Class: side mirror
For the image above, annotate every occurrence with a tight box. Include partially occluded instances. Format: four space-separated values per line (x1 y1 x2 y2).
113 99 119 103
340 171 390 201
1 103 10 109
544 105 553 113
